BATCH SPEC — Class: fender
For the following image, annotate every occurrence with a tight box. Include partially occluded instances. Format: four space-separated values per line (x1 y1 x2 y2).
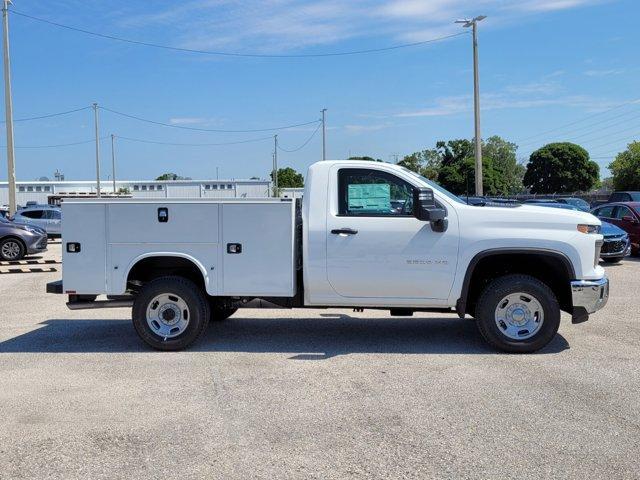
122 252 211 294
455 248 576 317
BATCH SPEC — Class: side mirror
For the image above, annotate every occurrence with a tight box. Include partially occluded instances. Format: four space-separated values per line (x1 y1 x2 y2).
622 215 638 224
413 188 448 232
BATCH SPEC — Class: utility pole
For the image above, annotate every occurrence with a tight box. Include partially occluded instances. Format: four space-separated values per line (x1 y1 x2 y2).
456 15 486 196
2 0 16 216
321 108 327 161
272 135 278 197
110 134 116 194
92 103 101 197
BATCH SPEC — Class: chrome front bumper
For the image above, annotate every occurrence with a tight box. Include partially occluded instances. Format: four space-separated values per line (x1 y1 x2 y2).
571 277 609 323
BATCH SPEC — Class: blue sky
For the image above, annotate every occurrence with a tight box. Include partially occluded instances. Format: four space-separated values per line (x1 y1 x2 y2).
1 0 638 181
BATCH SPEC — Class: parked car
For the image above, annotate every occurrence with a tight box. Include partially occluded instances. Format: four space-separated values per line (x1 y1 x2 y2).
608 191 640 203
555 197 591 212
599 221 631 263
525 201 582 211
523 198 560 205
13 207 62 236
0 215 48 261
486 198 520 205
463 196 486 206
591 202 640 255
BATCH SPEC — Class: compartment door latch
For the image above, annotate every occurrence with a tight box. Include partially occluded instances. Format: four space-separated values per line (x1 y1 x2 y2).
227 243 242 254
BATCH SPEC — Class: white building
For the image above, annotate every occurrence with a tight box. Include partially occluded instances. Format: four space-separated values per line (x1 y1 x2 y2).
0 178 271 206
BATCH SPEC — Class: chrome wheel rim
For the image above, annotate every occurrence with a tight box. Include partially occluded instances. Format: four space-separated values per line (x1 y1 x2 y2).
146 293 190 339
494 292 544 340
1 241 21 260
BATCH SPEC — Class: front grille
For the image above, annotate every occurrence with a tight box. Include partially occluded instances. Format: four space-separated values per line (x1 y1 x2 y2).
602 239 626 254
36 237 48 249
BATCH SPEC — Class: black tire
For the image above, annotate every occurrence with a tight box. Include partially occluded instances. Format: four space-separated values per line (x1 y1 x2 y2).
475 274 560 353
208 300 238 322
132 276 210 351
0 237 26 261
602 257 622 264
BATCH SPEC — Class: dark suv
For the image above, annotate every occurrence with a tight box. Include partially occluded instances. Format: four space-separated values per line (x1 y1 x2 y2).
0 216 48 261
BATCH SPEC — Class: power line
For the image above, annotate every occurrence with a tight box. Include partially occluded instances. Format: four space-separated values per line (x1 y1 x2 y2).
277 122 322 153
518 107 640 148
0 136 108 148
0 105 90 123
11 9 468 58
116 134 273 146
577 123 640 146
588 133 639 151
102 106 321 133
516 97 640 144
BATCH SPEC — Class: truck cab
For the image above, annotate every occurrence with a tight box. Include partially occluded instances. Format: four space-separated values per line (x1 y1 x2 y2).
48 160 609 353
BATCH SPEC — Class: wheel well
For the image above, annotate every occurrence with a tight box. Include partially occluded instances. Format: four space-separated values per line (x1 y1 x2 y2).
0 235 26 251
127 256 206 293
462 252 573 316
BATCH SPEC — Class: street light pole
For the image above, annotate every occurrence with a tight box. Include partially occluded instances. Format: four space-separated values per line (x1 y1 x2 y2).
2 0 16 216
456 15 486 196
92 103 101 197
321 108 327 161
110 134 116 194
272 134 278 197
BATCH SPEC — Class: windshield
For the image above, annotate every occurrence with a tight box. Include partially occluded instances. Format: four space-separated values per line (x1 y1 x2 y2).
0 215 9 223
566 198 590 208
399 167 466 205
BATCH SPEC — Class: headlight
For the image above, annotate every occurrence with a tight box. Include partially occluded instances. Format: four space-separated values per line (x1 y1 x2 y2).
18 225 40 234
577 224 600 234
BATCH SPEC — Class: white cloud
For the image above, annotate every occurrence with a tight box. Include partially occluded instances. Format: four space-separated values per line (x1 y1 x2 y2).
169 117 209 125
111 0 607 54
394 90 621 118
584 68 626 77
514 0 606 12
344 123 391 132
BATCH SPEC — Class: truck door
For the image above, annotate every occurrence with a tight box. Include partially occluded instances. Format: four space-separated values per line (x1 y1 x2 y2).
325 167 458 300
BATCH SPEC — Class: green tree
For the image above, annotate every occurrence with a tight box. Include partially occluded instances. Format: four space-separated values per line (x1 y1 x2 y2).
271 167 304 188
609 141 640 190
523 142 599 194
155 173 191 180
398 149 441 180
483 136 526 195
432 139 501 195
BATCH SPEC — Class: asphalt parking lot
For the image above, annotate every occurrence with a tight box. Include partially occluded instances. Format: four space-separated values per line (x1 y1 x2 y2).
0 243 638 480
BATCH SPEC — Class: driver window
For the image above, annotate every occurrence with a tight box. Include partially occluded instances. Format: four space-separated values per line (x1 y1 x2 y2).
613 206 631 220
338 168 414 216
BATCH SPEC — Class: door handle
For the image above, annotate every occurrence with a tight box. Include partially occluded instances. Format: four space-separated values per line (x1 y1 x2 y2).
331 228 358 235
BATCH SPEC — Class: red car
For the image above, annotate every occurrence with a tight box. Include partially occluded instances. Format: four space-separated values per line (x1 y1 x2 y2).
591 202 640 255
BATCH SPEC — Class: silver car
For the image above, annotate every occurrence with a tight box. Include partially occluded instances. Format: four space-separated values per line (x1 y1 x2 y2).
0 216 48 260
13 207 62 236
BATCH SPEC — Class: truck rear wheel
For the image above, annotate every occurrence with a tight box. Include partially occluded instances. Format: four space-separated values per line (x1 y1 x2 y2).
475 274 560 353
132 276 209 351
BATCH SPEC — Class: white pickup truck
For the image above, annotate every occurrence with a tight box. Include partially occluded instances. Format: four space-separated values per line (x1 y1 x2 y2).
47 160 609 353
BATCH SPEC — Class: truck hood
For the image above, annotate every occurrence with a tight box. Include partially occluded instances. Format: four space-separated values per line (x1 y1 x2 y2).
460 203 601 228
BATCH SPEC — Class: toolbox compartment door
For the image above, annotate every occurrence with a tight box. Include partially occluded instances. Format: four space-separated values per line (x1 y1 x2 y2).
62 203 107 294
221 202 295 297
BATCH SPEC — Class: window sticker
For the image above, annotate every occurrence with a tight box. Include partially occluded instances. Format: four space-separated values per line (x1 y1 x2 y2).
348 183 391 213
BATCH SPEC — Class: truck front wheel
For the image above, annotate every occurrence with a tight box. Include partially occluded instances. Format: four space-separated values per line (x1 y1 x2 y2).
132 276 210 351
475 274 560 353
